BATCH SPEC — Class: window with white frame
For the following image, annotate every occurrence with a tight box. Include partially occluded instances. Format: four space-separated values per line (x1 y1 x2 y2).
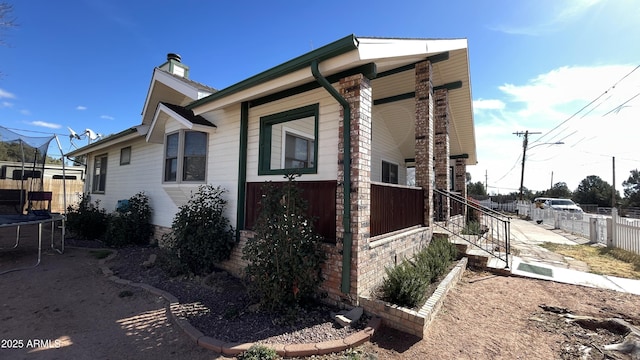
258 103 318 175
164 130 207 182
382 160 398 184
92 154 108 193
120 146 131 165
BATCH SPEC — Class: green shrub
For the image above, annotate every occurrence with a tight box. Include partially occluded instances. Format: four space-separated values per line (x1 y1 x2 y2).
462 220 483 236
164 185 235 275
380 237 458 309
104 192 153 247
66 193 107 240
242 174 326 312
380 260 430 308
237 344 280 360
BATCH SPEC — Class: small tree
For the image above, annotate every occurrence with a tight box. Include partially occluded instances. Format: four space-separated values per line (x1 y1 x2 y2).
165 185 235 275
242 174 325 311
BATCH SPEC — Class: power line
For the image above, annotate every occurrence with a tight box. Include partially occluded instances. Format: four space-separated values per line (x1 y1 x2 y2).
533 64 640 145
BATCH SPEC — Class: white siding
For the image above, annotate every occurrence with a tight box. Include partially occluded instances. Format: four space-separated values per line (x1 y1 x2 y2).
85 110 241 229
371 111 407 184
246 88 339 182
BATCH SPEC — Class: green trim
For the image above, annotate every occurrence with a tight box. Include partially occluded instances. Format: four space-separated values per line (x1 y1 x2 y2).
236 102 249 239
434 80 463 91
373 92 415 106
373 80 462 106
450 153 469 159
249 63 377 108
257 103 319 176
187 35 359 111
376 52 450 78
311 60 354 295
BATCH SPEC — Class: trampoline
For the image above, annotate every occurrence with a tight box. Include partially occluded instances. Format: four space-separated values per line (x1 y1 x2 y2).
0 213 65 274
0 126 68 274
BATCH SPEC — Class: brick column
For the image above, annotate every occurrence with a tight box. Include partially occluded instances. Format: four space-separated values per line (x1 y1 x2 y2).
414 61 434 227
434 89 450 221
336 73 372 300
454 158 467 197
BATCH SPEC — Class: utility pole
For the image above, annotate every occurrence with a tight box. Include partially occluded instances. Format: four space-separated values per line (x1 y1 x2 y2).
612 156 616 208
514 130 541 201
485 170 488 195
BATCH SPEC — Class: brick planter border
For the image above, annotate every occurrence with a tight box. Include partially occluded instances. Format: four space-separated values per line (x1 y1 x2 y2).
359 257 467 338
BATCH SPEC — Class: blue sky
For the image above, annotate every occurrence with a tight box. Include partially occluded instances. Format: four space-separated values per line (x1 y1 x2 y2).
1 0 639 195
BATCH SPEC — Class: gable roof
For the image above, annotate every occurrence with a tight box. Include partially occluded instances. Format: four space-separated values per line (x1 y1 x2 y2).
146 102 216 144
187 34 477 164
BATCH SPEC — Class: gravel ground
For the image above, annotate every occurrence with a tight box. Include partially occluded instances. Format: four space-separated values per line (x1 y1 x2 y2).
107 246 369 345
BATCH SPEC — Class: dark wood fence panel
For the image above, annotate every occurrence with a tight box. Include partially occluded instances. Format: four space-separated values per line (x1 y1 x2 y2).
244 180 337 243
371 183 424 237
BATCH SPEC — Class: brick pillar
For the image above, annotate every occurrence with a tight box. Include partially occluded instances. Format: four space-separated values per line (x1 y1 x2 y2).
455 158 467 219
336 73 372 301
434 89 450 221
414 61 434 227
454 158 467 197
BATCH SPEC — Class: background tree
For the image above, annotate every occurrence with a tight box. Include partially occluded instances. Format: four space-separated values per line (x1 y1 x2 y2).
622 169 640 207
573 175 619 207
545 182 573 199
467 181 487 197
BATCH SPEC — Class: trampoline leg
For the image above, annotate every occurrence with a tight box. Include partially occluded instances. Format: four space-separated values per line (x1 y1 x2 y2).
0 223 42 275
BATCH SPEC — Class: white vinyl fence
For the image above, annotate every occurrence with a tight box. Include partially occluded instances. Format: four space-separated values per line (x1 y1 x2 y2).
611 208 640 255
516 201 640 255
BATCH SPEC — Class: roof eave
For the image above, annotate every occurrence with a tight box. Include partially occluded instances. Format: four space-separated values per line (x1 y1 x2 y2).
187 34 359 112
65 128 139 157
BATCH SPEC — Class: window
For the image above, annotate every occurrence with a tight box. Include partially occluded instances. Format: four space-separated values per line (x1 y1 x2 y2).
120 146 131 165
258 103 319 175
93 154 108 193
164 130 207 182
382 160 398 184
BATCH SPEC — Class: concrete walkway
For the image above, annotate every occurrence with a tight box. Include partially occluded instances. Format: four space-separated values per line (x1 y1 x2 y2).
508 218 640 295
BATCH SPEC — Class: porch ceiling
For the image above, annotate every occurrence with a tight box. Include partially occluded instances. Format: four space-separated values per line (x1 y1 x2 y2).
371 48 477 165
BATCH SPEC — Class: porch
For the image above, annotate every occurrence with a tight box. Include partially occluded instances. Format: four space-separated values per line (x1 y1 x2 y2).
243 180 425 241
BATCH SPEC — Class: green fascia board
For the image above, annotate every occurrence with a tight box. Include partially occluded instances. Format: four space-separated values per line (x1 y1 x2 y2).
186 35 359 111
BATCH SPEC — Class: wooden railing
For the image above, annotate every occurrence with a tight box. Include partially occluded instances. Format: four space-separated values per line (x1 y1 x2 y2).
244 180 337 243
370 182 424 237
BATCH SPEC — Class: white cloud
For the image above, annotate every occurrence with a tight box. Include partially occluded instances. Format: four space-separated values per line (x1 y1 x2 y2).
20 109 31 116
473 99 505 111
100 115 115 120
1 101 12 108
469 64 640 195
76 105 87 111
29 121 61 129
0 88 16 99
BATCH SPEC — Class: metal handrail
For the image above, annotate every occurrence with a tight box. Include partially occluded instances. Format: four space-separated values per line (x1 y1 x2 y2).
434 189 511 269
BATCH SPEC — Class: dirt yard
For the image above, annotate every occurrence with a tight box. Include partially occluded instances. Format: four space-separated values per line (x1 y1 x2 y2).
0 226 638 359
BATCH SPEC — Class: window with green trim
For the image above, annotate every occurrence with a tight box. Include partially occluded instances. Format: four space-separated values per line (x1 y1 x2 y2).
258 103 319 175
